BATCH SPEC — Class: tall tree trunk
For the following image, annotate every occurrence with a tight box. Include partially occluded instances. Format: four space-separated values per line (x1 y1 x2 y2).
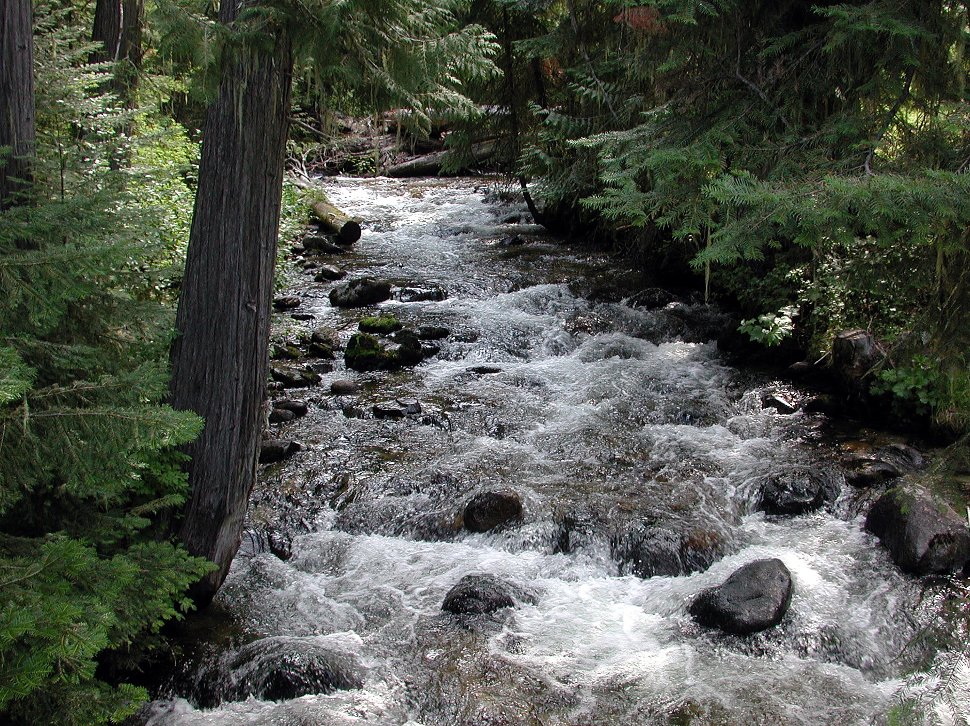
91 0 142 129
170 1 293 606
0 0 36 209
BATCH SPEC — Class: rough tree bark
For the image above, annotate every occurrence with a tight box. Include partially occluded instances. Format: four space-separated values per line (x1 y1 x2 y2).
0 0 36 209
170 1 293 605
90 0 143 101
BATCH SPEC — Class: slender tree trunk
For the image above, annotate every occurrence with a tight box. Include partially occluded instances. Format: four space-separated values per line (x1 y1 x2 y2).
170 1 293 606
0 0 36 209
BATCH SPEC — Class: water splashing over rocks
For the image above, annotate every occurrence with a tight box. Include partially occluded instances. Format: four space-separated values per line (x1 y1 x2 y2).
143 178 967 725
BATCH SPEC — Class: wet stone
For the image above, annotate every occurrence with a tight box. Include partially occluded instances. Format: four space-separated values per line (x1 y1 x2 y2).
304 235 346 254
374 401 407 419
270 366 322 389
418 325 450 340
441 574 534 615
397 398 422 415
468 365 502 375
397 285 447 303
463 490 523 533
274 399 309 416
273 296 301 310
268 408 296 424
758 469 838 516
290 312 315 321
865 485 970 575
842 455 901 488
761 392 798 414
613 522 728 578
689 558 793 635
271 344 301 361
314 265 345 281
329 277 392 308
221 636 365 703
259 439 303 464
331 379 360 395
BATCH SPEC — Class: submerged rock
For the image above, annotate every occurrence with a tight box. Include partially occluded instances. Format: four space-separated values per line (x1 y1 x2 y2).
329 277 392 308
463 490 523 533
441 574 535 615
757 469 839 516
223 636 365 702
397 285 447 303
865 485 970 575
613 522 728 578
417 325 450 340
689 558 793 635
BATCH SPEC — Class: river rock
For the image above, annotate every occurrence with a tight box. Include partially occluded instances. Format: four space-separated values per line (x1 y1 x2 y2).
441 574 534 615
689 558 793 635
345 333 397 371
271 343 301 361
270 366 321 389
259 439 303 464
842 455 901 488
329 278 392 308
274 399 309 417
397 285 447 303
468 365 502 375
757 469 838 516
304 235 346 254
359 314 403 335
421 342 441 359
373 401 407 419
392 330 424 364
314 265 345 281
628 287 678 310
272 295 301 310
223 636 364 702
331 379 360 395
418 325 450 340
463 490 523 533
864 485 970 575
268 408 295 424
613 522 728 578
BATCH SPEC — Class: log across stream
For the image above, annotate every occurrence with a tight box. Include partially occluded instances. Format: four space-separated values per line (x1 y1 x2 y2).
144 177 968 725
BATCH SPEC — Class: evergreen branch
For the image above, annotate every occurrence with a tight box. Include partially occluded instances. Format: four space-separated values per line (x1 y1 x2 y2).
864 65 916 176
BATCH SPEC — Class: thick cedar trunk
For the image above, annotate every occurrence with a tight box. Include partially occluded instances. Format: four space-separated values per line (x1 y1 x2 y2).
170 1 293 605
0 0 36 208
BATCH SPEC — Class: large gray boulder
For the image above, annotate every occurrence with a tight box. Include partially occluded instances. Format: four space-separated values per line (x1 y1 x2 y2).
689 558 793 635
865 485 970 575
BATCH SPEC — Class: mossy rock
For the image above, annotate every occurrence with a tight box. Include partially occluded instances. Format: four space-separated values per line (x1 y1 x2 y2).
359 315 403 335
345 333 395 372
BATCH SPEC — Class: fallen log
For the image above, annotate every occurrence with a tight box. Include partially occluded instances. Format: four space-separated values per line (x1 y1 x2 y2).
385 140 497 178
310 199 361 245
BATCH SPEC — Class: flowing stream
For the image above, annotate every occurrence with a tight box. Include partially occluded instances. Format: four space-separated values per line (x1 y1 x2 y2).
145 178 963 725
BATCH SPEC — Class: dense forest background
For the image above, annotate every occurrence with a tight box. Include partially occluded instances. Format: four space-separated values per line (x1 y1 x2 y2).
1 0 968 723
